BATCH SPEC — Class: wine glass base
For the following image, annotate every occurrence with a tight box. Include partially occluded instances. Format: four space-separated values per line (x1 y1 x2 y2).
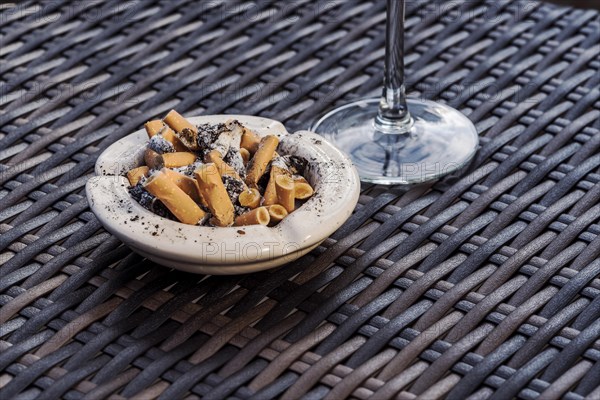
311 98 479 185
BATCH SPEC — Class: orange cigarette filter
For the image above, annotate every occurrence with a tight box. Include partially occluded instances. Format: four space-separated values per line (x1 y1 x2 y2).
205 150 240 179
275 174 295 213
267 204 288 226
161 168 205 206
240 148 251 165
235 207 270 226
240 128 261 154
143 171 206 225
238 188 261 209
246 135 279 187
145 120 164 138
127 166 149 186
145 120 188 152
194 164 235 227
164 110 200 150
263 178 277 206
263 165 289 206
293 176 314 199
163 110 197 134
161 152 197 168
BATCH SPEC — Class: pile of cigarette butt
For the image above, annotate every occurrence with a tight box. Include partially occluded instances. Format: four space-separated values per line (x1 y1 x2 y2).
126 110 314 227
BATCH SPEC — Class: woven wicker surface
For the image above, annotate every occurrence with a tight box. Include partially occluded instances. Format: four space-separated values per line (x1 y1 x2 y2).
1 0 599 399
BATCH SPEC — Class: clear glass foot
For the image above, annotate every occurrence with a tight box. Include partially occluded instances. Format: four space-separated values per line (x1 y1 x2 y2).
311 98 479 184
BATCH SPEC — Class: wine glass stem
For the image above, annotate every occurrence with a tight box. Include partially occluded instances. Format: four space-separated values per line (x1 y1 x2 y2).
375 0 412 133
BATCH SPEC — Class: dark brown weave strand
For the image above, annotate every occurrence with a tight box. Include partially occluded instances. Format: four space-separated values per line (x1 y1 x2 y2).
1 0 599 399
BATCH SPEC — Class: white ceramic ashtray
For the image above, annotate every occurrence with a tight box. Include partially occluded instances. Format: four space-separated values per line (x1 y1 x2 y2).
86 115 360 274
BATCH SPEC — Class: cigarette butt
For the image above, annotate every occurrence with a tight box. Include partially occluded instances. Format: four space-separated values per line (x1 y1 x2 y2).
246 135 279 187
162 152 197 168
210 121 239 158
164 110 197 133
238 188 261 209
263 165 289 206
275 174 295 213
240 148 251 165
127 166 149 186
205 150 240 179
194 164 235 227
267 204 288 226
144 148 163 169
159 127 188 152
293 176 314 199
145 120 164 138
235 207 270 226
166 134 189 152
164 110 199 150
143 171 206 225
241 128 261 154
146 120 189 151
161 168 206 206
263 180 277 206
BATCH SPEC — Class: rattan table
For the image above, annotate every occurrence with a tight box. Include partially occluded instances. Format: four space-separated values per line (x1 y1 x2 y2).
1 1 599 399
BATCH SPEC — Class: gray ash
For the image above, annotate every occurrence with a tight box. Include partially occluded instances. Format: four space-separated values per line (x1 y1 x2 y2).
173 160 203 176
128 183 175 220
283 155 308 175
152 200 175 219
256 161 271 192
228 119 243 128
224 147 246 178
128 183 146 202
222 174 245 206
197 212 210 226
197 123 228 154
148 134 175 154
198 203 210 214
234 205 250 216
178 128 198 150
